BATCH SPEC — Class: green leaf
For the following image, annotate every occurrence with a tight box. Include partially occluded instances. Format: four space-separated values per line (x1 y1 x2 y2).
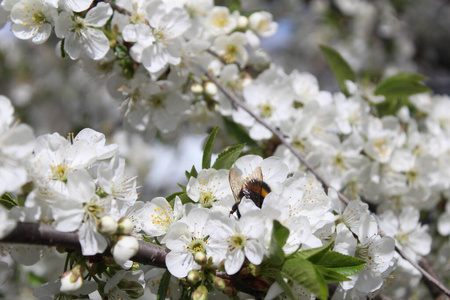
274 272 296 300
313 251 366 277
28 272 47 288
373 72 432 116
374 73 430 99
269 220 290 266
60 39 66 58
157 270 171 300
228 0 241 12
166 191 185 202
185 165 198 180
178 183 187 192
319 44 356 95
294 241 333 263
0 193 18 210
177 192 193 205
113 44 128 59
315 266 351 282
223 117 257 146
281 257 328 299
202 126 220 169
212 143 245 170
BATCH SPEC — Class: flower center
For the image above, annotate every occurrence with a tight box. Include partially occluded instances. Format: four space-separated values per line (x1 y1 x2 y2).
149 95 165 108
229 233 246 252
260 103 273 118
150 205 173 230
51 163 69 182
72 16 86 34
213 12 230 28
188 238 207 253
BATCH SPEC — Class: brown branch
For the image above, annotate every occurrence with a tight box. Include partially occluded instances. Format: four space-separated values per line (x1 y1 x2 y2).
0 223 268 298
0 222 168 268
205 71 450 298
102 0 132 16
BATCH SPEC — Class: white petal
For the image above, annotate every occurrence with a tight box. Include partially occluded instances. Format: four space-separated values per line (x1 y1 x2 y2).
225 249 245 275
85 2 112 27
166 251 196 278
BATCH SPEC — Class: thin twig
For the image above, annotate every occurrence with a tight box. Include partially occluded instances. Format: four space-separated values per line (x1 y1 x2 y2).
102 0 132 16
395 246 450 298
205 71 450 298
205 71 350 204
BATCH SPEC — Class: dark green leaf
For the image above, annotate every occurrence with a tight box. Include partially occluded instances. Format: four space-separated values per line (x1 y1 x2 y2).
157 270 171 300
314 251 366 277
202 126 220 169
178 192 193 205
212 143 245 170
0 193 18 210
315 266 351 282
113 45 128 59
281 257 328 299
269 220 290 266
319 45 356 95
274 272 296 300
60 39 66 58
223 117 257 146
294 241 333 263
228 0 241 12
166 191 185 202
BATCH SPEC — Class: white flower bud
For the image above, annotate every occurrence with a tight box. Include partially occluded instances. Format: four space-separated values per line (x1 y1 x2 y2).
60 265 83 292
194 252 207 265
117 217 134 235
190 83 204 94
204 82 217 96
237 15 248 29
112 235 139 267
98 215 118 235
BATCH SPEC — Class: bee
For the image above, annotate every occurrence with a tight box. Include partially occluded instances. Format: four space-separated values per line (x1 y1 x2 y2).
229 166 271 218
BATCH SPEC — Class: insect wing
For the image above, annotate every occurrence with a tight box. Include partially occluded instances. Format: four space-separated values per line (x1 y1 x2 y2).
229 167 245 203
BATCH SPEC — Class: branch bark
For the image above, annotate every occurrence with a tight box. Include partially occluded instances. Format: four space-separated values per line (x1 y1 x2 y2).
0 222 169 269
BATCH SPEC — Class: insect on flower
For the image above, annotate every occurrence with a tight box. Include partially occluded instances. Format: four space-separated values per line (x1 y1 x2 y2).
229 166 271 218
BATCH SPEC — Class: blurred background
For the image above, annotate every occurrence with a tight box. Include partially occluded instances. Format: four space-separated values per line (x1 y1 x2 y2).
1 0 450 200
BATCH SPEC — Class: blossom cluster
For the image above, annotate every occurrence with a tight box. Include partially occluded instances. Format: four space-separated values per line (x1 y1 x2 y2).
0 96 396 298
0 0 449 299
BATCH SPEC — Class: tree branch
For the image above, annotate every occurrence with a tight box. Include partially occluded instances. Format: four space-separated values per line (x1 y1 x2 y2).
0 223 269 298
102 0 132 16
205 71 450 298
0 222 168 269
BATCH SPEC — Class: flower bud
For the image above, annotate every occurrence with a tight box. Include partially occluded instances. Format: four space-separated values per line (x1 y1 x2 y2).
191 285 208 300
112 235 139 266
190 82 204 94
60 265 83 292
98 215 118 235
203 82 217 96
118 278 145 299
117 217 134 235
213 276 226 290
193 252 207 265
237 15 249 29
187 270 201 284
